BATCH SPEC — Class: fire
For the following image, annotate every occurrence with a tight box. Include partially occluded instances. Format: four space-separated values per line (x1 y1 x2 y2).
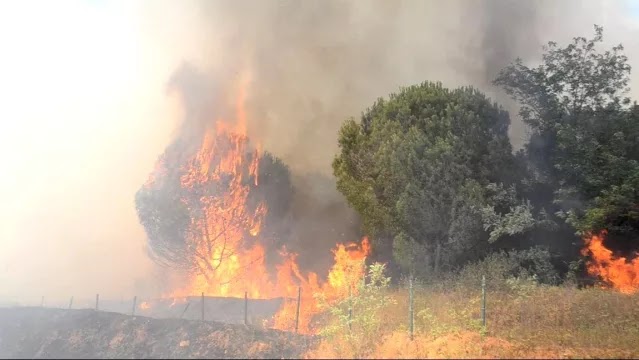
169 297 187 308
139 301 151 310
581 231 639 294
143 78 372 333
272 238 371 333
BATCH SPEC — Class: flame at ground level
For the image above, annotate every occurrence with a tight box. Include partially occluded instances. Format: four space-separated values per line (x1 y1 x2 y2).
163 237 371 334
581 231 639 294
272 238 371 333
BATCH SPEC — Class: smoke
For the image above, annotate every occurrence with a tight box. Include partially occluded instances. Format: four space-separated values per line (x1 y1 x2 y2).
0 0 638 303
176 0 639 168
0 1 193 303
199 1 540 159
160 0 639 272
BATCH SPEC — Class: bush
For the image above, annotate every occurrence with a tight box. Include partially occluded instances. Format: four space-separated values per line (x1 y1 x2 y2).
314 262 395 358
453 247 559 291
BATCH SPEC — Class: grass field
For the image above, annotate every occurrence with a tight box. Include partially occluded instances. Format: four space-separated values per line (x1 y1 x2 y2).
305 275 639 358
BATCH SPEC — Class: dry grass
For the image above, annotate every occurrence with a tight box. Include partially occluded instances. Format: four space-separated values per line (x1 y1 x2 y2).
306 282 639 359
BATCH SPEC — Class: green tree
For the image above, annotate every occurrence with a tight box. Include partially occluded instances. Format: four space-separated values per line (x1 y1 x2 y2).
333 82 517 276
494 25 639 247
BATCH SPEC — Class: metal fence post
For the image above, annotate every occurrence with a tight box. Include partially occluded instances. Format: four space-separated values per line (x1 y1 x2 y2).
409 275 414 341
295 287 301 333
132 296 137 316
95 294 99 311
180 302 190 319
348 285 353 333
68 296 73 310
481 275 486 329
244 291 248 326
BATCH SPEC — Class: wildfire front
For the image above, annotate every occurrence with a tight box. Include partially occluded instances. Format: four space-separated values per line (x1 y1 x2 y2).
136 80 372 334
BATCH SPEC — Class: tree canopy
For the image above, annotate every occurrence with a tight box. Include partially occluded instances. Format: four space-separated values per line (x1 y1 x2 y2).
494 25 639 250
333 82 518 276
334 25 639 280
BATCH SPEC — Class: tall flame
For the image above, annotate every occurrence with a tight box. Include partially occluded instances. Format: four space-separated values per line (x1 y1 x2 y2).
581 231 639 294
143 79 372 333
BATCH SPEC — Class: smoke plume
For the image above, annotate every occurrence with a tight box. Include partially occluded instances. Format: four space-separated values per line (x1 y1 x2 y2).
156 0 639 274
1 0 638 302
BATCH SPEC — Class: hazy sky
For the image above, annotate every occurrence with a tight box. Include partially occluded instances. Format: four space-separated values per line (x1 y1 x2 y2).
0 0 187 302
0 0 638 304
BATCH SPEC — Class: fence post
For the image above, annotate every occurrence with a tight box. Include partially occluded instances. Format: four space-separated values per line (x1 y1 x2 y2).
244 291 248 326
41 296 44 308
180 302 190 319
348 285 353 333
201 292 204 321
295 286 301 333
95 294 99 311
361 260 367 286
132 296 137 316
68 296 73 310
481 275 486 329
409 275 414 341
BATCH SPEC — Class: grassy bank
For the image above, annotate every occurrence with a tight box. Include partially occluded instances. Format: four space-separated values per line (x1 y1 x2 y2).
305 266 639 358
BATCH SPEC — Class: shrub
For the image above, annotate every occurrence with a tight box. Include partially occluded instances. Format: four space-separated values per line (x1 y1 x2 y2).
314 262 395 358
453 247 559 292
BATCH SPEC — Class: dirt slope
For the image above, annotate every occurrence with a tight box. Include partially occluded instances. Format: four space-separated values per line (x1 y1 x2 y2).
0 307 310 359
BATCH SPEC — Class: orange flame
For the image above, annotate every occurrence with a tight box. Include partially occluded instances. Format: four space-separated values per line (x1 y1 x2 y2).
581 231 639 294
169 297 187 308
139 301 151 310
145 78 372 333
271 237 371 333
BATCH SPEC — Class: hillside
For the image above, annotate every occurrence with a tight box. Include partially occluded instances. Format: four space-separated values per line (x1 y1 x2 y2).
0 307 311 359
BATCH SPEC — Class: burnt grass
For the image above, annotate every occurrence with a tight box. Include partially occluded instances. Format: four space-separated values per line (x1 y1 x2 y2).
0 307 314 359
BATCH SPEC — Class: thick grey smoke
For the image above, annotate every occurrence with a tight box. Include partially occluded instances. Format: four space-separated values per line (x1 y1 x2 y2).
0 0 636 304
157 0 638 275
181 0 638 169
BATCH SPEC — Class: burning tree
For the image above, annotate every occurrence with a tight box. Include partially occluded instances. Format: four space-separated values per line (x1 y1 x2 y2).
135 118 293 295
135 75 374 333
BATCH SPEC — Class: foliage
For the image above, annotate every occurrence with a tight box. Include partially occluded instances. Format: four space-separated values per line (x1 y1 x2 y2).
308 272 639 359
494 25 639 245
454 247 560 291
246 152 295 257
417 298 484 338
479 183 558 243
311 24 639 359
333 82 517 276
504 275 541 300
135 140 294 273
315 262 395 358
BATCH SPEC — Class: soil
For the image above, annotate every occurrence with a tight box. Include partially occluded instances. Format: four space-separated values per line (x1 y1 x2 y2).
0 307 312 359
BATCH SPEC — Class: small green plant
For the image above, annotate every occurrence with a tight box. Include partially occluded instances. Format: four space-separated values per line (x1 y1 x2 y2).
416 295 485 337
563 258 584 287
453 247 559 293
315 262 395 357
505 275 539 300
417 307 456 337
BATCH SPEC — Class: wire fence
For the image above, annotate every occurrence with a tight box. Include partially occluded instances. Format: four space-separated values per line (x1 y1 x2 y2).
0 287 305 332
1 276 633 343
